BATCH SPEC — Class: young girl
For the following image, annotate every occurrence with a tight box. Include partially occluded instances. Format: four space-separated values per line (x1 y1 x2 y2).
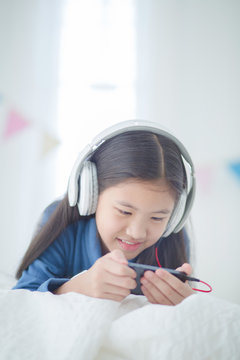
13 120 196 305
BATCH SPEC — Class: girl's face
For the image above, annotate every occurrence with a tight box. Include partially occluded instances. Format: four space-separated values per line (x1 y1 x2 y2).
95 179 176 260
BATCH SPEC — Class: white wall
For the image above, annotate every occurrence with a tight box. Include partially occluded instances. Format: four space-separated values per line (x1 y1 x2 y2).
135 0 240 303
0 0 64 274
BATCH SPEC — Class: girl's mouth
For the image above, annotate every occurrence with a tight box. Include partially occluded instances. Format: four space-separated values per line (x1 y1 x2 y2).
117 238 142 252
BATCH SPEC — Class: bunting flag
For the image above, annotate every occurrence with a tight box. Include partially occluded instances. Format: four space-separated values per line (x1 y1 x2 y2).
41 131 60 157
229 161 240 182
195 164 215 195
3 109 30 140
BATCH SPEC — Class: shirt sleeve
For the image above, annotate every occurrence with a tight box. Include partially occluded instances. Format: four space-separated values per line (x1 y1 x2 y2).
13 227 71 292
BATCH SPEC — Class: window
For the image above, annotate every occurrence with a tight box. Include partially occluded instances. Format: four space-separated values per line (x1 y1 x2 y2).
56 0 136 194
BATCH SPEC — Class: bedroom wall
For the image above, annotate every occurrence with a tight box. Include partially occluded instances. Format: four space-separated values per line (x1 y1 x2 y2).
0 0 239 304
0 0 64 275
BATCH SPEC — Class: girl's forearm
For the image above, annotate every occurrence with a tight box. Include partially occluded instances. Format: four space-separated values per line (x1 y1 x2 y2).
53 272 87 295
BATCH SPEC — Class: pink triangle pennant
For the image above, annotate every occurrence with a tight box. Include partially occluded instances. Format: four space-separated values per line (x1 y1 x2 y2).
3 109 30 140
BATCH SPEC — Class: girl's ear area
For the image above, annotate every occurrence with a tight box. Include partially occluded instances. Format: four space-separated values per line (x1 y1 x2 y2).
162 190 187 237
77 161 98 216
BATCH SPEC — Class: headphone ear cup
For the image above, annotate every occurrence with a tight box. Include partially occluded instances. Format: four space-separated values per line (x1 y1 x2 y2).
163 191 187 237
77 161 98 216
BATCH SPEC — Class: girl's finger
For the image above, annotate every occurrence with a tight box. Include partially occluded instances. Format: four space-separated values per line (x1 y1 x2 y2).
141 284 159 304
176 263 192 276
96 256 136 278
103 269 137 290
155 269 194 298
110 249 128 265
141 277 173 305
102 283 131 298
143 271 183 305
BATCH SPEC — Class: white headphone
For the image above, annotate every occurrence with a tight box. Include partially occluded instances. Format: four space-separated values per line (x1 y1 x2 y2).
68 120 196 237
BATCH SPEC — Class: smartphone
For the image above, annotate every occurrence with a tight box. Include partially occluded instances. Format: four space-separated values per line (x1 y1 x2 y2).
128 261 199 295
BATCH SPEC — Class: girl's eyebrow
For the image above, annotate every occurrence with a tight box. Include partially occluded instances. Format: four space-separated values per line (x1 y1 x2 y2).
115 201 171 214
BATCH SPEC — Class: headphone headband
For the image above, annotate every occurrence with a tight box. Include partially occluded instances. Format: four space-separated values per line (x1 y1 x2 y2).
68 120 196 234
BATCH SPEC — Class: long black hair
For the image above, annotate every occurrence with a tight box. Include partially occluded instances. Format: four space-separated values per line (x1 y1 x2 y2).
16 131 189 279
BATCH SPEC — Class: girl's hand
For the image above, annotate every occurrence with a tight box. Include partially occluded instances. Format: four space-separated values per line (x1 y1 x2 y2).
140 263 194 305
55 249 136 302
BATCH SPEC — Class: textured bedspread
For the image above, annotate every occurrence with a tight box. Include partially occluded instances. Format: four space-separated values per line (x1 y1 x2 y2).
0 289 239 360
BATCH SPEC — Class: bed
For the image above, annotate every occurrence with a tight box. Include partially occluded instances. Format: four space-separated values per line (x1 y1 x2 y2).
0 271 240 360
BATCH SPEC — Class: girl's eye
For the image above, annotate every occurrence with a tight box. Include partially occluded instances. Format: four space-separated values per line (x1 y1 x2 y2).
151 217 164 222
118 209 131 216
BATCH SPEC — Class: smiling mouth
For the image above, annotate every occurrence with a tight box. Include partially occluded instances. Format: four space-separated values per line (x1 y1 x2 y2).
121 239 138 245
117 238 143 251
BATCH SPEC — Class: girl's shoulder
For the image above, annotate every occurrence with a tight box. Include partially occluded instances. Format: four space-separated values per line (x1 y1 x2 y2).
35 198 98 253
36 199 62 230
36 198 93 233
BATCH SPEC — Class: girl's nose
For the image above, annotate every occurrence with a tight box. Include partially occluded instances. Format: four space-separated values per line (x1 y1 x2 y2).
126 218 147 240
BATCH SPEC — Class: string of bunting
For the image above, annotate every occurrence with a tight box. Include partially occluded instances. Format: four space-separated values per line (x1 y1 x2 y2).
0 92 239 184
0 94 60 157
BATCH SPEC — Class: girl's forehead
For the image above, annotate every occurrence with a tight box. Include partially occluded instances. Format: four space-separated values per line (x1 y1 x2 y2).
102 179 177 205
114 178 173 192
99 178 176 213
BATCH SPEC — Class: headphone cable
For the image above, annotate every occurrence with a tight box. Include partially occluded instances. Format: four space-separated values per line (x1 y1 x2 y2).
155 247 212 293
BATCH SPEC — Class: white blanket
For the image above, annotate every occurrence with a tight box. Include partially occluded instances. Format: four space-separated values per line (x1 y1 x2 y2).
0 289 240 360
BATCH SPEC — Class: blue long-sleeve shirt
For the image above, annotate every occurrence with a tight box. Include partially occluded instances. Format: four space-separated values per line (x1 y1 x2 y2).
13 217 102 292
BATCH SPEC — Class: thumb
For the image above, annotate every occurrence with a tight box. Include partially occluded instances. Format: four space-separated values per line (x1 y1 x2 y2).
110 249 128 265
176 263 192 276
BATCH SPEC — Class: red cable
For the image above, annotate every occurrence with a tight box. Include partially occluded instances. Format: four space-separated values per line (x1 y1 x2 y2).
192 280 212 293
155 246 212 293
155 247 162 268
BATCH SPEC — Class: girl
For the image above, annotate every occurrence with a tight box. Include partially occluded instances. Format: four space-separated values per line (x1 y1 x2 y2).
13 120 196 305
